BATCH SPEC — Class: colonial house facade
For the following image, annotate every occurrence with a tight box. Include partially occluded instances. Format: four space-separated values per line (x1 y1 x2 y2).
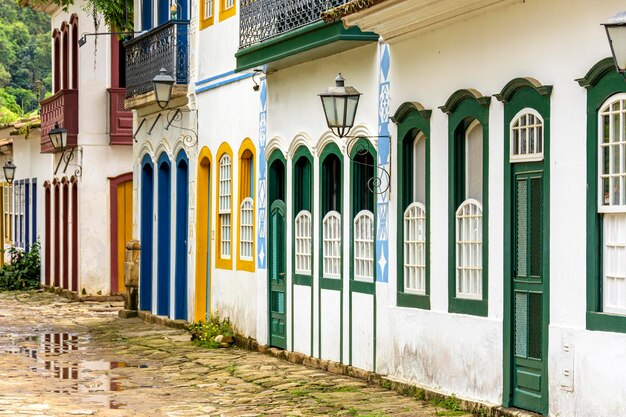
22 1 134 296
122 0 626 416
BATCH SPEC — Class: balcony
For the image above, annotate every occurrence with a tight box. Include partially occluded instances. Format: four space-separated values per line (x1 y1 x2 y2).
108 88 133 145
40 89 78 154
236 0 378 72
124 20 189 99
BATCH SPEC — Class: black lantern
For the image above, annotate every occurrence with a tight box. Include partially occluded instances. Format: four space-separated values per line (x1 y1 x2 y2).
3 161 16 185
48 122 68 152
319 73 361 138
604 11 626 74
153 68 175 109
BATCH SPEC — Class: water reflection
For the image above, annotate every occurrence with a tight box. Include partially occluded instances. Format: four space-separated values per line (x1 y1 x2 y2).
2 332 145 409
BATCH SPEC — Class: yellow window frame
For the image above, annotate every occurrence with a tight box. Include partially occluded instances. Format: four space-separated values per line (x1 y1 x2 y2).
219 0 236 22
216 142 234 270
236 138 256 272
200 0 214 29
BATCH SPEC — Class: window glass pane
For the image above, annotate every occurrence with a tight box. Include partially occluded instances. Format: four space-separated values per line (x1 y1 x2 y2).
456 200 482 299
465 122 483 203
604 214 626 315
413 133 426 204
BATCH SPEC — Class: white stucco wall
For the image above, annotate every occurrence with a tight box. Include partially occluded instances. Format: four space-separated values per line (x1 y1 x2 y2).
46 3 133 295
255 0 626 415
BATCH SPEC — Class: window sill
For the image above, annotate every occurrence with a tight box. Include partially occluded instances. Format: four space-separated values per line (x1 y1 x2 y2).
449 297 488 317
397 292 430 310
587 311 626 333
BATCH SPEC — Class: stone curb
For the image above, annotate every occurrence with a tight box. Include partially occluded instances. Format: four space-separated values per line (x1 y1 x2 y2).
134 310 189 330
42 285 125 302
233 334 541 417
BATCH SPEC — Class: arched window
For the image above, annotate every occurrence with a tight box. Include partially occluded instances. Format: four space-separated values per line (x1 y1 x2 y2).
598 94 626 314
511 109 544 161
295 211 312 275
52 30 60 93
70 15 78 89
61 23 69 90
455 120 484 299
354 210 374 282
219 154 232 258
456 199 483 299
403 202 426 294
216 143 233 269
237 139 255 270
239 198 254 260
322 211 341 279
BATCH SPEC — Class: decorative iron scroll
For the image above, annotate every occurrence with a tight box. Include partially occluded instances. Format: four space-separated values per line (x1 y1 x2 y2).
124 20 189 98
165 109 198 149
346 136 390 195
239 0 350 49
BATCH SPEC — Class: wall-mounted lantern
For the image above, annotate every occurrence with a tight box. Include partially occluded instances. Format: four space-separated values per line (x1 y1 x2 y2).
318 73 390 195
603 11 626 76
3 161 16 185
153 68 175 109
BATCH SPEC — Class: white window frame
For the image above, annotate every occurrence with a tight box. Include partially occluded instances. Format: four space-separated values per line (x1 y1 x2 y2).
510 108 544 163
455 199 483 300
224 0 234 10
603 213 626 315
322 211 341 279
294 210 312 275
219 154 231 259
204 0 213 18
598 94 626 315
353 210 374 283
404 202 426 295
239 197 253 261
598 93 626 213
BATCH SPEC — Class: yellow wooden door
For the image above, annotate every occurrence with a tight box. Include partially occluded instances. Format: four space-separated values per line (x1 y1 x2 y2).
117 180 133 293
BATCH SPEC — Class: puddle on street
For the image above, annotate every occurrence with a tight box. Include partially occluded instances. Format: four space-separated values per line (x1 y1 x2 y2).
0 331 150 410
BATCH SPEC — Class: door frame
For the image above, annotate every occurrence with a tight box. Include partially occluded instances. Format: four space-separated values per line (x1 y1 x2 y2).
195 147 212 322
175 150 189 320
109 172 133 295
156 152 172 317
267 150 286 348
140 155 154 311
499 79 552 415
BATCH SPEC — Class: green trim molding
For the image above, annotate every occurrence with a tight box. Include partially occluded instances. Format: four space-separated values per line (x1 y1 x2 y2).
317 141 344 360
290 145 315 355
439 89 490 114
392 101 432 310
494 77 553 103
582 58 626 333
442 89 490 317
235 20 379 72
576 57 616 89
500 78 551 415
348 137 377 369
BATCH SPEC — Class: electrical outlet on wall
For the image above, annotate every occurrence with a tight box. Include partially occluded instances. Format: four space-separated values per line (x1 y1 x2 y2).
560 332 575 392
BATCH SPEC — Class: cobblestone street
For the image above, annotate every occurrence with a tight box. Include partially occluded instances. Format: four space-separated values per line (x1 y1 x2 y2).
0 291 467 417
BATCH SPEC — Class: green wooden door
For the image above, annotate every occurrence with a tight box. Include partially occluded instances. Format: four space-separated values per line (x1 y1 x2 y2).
510 168 548 414
269 200 287 349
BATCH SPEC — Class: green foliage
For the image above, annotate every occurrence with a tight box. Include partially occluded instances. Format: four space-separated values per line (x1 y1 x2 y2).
22 0 134 33
189 312 234 349
0 242 41 291
431 395 468 417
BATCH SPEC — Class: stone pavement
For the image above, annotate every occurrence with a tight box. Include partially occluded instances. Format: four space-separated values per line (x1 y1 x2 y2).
0 291 470 417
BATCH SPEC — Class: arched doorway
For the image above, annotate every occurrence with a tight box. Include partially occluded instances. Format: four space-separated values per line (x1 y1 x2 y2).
175 150 189 320
140 155 154 311
157 152 172 317
195 147 212 322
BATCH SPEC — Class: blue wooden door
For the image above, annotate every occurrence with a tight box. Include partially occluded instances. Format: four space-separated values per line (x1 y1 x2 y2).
175 152 189 320
157 154 171 316
140 156 154 311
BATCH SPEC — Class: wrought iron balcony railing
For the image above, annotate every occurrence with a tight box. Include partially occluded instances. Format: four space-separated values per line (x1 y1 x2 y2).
239 0 349 49
124 20 189 98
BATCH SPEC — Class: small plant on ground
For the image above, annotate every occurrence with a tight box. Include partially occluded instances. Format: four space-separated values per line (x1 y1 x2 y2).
189 311 234 349
431 395 468 416
0 242 41 291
